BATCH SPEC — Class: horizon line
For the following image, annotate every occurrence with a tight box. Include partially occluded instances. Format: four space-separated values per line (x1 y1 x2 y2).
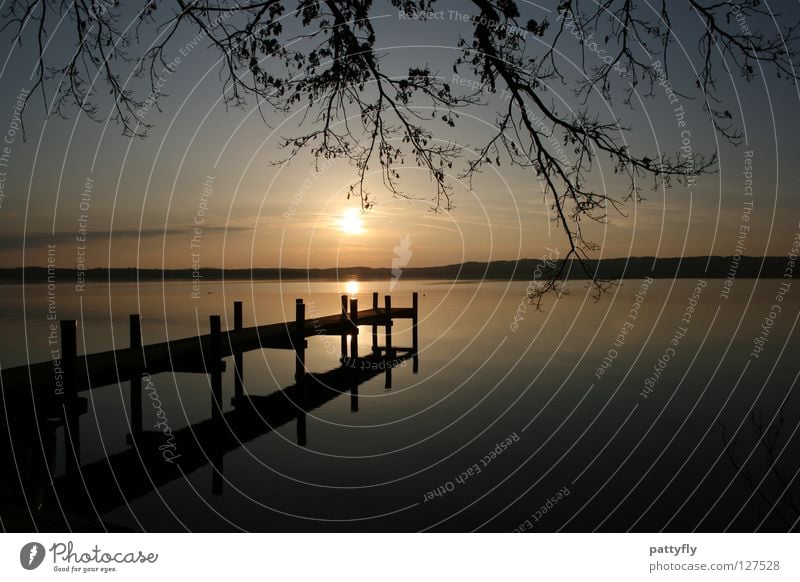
0 255 791 271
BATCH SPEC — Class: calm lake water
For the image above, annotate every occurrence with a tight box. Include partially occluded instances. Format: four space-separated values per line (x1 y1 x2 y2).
1 277 798 532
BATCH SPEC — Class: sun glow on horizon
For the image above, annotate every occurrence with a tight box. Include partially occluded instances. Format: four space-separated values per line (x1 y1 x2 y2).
338 208 365 234
344 279 360 295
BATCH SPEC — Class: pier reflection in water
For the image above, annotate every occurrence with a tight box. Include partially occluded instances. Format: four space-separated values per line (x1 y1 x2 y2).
0 292 419 531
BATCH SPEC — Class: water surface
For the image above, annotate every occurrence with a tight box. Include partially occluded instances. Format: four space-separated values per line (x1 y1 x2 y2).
1 277 798 532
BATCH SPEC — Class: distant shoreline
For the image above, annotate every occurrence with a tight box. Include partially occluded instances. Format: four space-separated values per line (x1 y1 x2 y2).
0 256 796 284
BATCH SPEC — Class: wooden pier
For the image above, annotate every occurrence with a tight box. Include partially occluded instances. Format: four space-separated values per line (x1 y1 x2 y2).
0 292 420 528
0 292 418 400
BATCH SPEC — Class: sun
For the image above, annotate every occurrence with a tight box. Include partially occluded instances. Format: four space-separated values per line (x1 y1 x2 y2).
338 208 365 234
344 280 360 295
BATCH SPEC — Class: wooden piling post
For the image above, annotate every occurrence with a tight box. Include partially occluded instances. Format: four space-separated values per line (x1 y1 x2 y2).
233 301 243 402
412 292 419 374
296 412 307 446
211 464 224 496
295 299 306 382
209 315 222 418
340 294 348 361
384 295 393 390
384 295 393 359
61 320 80 473
385 362 393 390
211 310 226 493
129 314 143 438
349 297 359 359
211 446 224 496
372 292 379 354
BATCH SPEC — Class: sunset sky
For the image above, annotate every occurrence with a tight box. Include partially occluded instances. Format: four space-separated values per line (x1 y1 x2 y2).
0 1 798 270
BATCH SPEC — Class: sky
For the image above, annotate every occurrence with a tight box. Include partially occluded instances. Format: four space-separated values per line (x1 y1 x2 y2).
0 0 799 270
